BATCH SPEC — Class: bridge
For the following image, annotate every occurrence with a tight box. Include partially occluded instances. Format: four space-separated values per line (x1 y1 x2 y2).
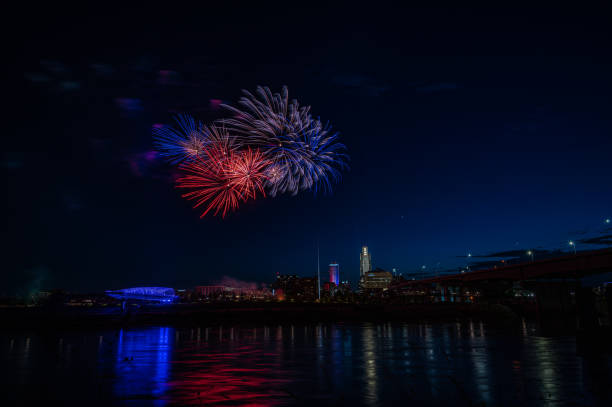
391 248 612 329
396 248 612 287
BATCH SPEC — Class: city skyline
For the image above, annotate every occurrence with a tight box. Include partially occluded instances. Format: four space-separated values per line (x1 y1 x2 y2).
4 3 612 295
4 4 612 406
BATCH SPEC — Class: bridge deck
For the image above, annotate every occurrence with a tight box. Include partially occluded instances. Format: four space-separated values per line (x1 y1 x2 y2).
397 248 612 287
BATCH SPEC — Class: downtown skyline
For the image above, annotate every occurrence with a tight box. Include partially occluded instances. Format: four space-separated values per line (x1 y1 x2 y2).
3 3 611 295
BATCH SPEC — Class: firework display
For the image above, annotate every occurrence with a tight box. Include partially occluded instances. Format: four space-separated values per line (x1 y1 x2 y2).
222 86 348 196
154 86 348 218
153 113 208 164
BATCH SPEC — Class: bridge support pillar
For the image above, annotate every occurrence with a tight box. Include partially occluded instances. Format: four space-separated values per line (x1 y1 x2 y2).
532 281 577 330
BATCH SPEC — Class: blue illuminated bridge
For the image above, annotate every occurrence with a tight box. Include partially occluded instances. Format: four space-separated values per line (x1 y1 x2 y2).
105 287 177 303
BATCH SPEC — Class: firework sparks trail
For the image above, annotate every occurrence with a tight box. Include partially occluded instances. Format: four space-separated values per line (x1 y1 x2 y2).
153 113 208 164
176 140 268 218
225 148 269 200
154 86 348 218
221 86 348 196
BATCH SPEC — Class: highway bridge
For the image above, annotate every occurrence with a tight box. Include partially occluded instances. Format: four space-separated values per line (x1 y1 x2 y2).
391 248 612 329
396 248 612 287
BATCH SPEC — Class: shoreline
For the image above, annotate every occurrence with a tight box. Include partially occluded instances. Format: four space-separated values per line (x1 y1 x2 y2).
0 302 541 331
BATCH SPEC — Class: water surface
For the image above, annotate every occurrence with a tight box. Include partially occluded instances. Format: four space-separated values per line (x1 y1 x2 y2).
2 321 611 406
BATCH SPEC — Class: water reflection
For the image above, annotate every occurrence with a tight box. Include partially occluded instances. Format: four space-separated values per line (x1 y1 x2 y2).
362 323 378 405
469 328 491 404
1 322 611 406
167 326 291 405
114 327 173 405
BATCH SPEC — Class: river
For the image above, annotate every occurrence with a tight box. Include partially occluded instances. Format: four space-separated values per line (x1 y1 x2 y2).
2 321 611 406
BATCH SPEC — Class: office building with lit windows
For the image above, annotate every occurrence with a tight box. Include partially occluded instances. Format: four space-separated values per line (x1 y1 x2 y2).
362 269 393 291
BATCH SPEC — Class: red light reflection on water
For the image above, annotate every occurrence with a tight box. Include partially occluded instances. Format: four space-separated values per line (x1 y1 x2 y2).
166 347 293 406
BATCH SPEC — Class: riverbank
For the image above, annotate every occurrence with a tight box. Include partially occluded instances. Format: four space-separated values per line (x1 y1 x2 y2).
0 302 538 331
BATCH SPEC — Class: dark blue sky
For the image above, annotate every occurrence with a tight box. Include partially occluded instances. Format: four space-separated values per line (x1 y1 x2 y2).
3 4 611 294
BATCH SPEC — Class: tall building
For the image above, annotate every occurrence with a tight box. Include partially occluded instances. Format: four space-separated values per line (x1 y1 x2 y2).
360 246 372 278
328 263 340 285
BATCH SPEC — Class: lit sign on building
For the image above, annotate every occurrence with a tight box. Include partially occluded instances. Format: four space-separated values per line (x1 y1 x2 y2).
329 263 340 285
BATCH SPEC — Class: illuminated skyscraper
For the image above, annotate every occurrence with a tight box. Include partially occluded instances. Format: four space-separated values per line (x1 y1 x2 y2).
360 246 372 278
328 263 340 285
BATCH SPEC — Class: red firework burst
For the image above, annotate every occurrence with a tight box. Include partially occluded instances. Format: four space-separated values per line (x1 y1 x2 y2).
225 148 269 200
176 145 269 218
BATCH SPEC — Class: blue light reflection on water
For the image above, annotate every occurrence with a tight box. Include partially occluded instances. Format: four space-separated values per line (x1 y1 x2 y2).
113 327 173 405
2 322 612 406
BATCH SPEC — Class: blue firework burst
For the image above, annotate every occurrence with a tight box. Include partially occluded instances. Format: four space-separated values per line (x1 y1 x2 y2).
221 86 348 196
153 114 208 164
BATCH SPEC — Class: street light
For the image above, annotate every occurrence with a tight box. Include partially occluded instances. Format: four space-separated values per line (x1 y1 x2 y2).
605 218 611 225
526 250 534 262
568 240 576 255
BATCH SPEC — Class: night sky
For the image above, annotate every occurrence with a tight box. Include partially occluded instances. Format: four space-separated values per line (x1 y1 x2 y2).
4 4 611 295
